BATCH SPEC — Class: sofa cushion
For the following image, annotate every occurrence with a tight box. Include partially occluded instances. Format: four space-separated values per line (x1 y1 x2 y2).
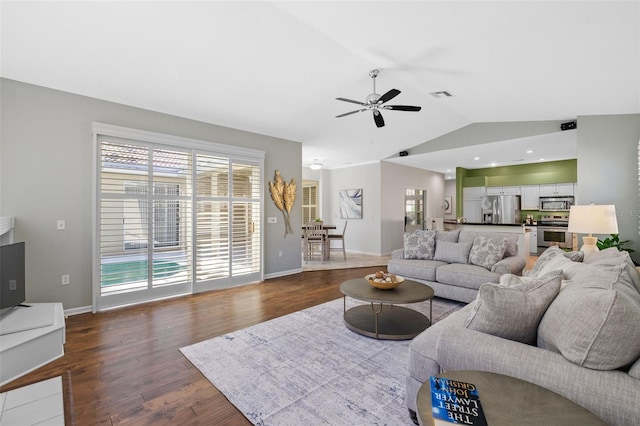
538 253 640 370
403 230 436 260
435 229 460 243
459 231 518 257
629 358 640 380
387 258 446 282
468 235 508 270
584 247 640 293
436 263 501 290
434 240 473 264
465 271 561 344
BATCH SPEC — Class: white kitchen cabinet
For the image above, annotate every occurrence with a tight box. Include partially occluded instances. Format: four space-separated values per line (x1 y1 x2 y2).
539 183 575 196
525 226 538 254
463 186 486 200
463 200 481 223
521 185 540 210
486 186 521 196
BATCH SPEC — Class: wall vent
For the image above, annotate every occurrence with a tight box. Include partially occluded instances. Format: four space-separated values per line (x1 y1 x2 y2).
430 91 453 98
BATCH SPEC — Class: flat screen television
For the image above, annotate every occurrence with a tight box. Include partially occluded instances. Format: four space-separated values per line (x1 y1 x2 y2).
0 242 26 317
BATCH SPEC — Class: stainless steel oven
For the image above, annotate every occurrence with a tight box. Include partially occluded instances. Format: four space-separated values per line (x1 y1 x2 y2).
537 226 573 249
537 213 573 249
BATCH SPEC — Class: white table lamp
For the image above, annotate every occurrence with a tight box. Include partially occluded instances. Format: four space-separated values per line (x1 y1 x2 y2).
568 204 618 256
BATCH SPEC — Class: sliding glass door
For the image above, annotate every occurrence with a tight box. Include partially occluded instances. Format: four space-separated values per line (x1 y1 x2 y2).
95 129 262 311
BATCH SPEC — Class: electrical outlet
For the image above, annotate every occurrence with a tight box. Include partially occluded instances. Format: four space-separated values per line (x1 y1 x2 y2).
268 217 277 224
9 280 17 291
278 250 283 257
57 220 66 230
62 274 70 285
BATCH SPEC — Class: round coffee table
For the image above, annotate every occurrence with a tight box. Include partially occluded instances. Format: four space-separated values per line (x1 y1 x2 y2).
416 370 607 426
339 277 434 340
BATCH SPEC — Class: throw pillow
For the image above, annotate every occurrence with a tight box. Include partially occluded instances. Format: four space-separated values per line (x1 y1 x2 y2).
468 235 507 270
458 231 518 257
433 240 473 264
526 246 565 277
538 260 640 370
435 229 460 243
563 251 585 262
403 231 436 260
465 270 562 344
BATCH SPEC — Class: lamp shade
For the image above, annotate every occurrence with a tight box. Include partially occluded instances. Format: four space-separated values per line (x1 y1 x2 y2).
568 205 618 235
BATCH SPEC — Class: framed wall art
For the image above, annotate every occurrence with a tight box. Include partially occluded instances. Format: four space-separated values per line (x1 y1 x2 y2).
339 189 363 219
444 196 452 214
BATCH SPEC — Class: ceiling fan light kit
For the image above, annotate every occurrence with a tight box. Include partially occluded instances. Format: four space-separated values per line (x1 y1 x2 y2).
336 69 422 128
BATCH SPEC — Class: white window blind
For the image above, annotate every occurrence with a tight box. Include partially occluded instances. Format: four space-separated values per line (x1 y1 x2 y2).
302 182 318 223
94 125 263 311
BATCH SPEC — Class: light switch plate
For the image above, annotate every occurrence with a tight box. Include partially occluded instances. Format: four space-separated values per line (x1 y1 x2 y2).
267 217 277 224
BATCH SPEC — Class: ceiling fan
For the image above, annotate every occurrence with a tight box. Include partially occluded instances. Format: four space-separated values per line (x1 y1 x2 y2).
335 69 422 128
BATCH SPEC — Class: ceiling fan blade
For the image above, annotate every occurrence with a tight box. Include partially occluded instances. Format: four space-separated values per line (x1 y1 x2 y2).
377 89 401 104
336 109 367 118
373 111 385 128
383 105 422 112
336 97 367 106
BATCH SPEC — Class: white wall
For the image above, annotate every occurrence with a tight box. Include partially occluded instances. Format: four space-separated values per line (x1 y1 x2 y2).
326 163 381 255
445 179 457 220
380 161 445 254
1 79 302 310
576 114 640 263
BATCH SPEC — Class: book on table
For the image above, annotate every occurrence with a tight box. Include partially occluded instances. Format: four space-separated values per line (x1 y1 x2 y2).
429 375 488 426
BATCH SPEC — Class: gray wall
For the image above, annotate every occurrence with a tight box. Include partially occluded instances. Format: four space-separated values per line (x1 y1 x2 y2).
380 162 445 254
307 161 445 256
326 163 381 255
576 114 640 263
0 78 302 311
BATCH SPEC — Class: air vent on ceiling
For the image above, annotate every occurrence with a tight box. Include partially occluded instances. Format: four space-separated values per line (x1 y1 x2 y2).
430 91 453 98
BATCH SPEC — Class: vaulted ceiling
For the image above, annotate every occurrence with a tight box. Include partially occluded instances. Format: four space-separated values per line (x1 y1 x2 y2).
2 1 638 177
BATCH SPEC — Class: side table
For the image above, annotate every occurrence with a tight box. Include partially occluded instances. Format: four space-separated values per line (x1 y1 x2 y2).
416 370 607 426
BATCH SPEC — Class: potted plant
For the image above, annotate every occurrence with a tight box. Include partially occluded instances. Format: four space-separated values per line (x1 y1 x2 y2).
596 234 635 253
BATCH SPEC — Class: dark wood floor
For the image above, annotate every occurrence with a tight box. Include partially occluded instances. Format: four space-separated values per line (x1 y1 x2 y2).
0 266 387 425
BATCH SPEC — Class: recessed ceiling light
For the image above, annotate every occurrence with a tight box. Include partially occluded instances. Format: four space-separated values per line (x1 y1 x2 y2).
538 158 545 161
526 150 534 154
490 162 497 167
473 157 480 161
446 169 452 173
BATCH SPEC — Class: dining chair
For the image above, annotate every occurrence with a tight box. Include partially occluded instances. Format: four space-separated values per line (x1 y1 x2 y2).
327 221 347 260
303 221 326 262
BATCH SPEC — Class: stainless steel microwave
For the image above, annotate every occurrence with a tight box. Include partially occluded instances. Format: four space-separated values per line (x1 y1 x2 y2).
539 196 574 211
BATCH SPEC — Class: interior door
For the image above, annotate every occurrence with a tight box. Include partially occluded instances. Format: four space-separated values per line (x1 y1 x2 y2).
405 188 426 233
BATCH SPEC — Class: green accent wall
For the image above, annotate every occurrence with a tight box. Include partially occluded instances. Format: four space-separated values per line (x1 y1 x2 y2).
455 159 577 217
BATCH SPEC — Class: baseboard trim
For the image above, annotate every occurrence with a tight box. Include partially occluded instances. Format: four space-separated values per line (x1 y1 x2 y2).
64 305 92 316
264 268 303 280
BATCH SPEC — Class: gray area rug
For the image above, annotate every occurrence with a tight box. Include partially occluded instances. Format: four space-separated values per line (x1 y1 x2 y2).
180 297 464 425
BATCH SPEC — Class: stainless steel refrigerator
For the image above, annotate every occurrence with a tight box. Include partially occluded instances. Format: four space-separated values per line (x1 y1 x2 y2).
480 195 521 224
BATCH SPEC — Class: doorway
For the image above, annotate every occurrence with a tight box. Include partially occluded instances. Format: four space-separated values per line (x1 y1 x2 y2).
404 188 426 233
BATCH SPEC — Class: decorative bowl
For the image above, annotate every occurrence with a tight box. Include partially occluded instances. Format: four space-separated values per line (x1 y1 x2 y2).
365 274 404 290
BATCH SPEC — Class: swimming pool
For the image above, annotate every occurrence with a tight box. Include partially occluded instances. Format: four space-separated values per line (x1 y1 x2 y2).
101 260 185 286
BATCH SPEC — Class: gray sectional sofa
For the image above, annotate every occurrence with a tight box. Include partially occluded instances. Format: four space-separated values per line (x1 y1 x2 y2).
405 247 640 426
388 229 526 303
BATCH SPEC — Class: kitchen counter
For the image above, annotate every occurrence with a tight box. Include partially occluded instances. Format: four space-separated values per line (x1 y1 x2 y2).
456 222 525 227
